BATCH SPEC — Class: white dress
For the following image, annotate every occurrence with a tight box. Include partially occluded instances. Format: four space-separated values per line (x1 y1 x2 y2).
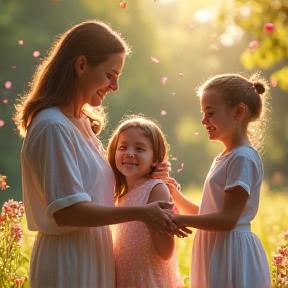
21 107 115 288
191 146 271 288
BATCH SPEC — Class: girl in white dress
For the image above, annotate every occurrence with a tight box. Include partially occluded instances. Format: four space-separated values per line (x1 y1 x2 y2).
169 73 272 288
14 20 176 288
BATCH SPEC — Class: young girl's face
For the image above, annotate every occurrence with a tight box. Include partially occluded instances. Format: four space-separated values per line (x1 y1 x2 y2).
201 89 236 144
115 127 154 182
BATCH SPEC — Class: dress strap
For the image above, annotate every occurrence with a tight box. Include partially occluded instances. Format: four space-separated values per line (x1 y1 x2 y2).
140 179 166 205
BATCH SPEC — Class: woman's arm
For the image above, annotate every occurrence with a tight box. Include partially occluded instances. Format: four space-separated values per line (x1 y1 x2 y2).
171 185 249 231
147 183 176 260
53 201 175 233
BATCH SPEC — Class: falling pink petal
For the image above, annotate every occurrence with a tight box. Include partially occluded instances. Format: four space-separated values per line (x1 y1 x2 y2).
177 163 184 173
4 81 12 89
162 77 168 84
12 65 17 69
265 23 274 33
119 1 126 9
33 51 41 58
271 80 278 87
171 157 178 161
161 110 167 116
195 132 200 136
151 57 160 64
3 99 8 104
249 40 259 50
178 73 184 77
18 40 24 45
0 119 5 127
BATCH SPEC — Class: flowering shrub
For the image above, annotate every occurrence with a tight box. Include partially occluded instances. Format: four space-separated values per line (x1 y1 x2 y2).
0 174 9 191
271 231 288 287
0 196 28 287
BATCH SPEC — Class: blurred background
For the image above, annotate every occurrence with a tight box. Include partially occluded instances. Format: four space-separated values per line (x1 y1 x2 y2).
1 0 288 206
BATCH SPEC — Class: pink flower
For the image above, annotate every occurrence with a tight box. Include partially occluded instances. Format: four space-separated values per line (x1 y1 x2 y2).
274 254 284 266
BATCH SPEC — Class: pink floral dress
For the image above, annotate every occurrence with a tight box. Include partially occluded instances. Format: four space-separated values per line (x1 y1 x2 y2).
113 179 183 288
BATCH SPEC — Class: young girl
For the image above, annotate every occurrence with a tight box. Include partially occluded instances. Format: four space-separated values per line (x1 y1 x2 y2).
169 73 271 288
107 116 184 288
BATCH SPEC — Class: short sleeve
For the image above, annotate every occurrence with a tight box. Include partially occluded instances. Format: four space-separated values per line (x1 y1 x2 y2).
26 121 91 217
225 154 259 195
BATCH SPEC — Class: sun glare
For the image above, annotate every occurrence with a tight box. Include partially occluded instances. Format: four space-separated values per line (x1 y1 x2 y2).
194 9 210 22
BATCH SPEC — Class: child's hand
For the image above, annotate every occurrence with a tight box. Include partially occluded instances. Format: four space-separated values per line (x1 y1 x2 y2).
150 161 171 179
164 210 193 238
167 224 192 238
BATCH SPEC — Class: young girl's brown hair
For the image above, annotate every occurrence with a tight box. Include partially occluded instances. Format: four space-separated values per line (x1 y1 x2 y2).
14 19 130 137
107 115 170 199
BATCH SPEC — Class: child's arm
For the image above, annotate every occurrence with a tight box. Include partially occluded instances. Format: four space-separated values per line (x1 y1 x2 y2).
171 185 249 231
147 183 176 260
169 185 199 215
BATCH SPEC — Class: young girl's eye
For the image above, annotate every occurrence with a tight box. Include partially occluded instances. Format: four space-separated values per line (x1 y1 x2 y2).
136 147 145 152
118 146 126 151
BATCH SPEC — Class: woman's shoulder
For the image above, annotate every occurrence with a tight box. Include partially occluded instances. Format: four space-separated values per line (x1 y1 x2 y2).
32 107 69 127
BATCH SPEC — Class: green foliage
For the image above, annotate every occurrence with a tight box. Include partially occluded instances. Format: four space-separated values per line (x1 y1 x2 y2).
216 0 288 90
0 0 288 209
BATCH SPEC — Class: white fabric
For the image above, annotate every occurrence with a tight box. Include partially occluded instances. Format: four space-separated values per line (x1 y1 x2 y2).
191 146 271 288
21 107 115 288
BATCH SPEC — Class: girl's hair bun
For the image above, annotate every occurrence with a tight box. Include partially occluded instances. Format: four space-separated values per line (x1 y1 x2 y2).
254 82 265 95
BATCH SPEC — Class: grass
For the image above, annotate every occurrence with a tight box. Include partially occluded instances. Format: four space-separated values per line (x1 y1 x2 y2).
176 182 288 287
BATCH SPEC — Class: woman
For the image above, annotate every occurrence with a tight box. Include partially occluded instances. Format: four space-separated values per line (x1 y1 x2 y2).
14 20 178 288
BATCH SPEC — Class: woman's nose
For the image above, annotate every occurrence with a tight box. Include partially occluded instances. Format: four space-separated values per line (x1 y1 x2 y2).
109 78 119 92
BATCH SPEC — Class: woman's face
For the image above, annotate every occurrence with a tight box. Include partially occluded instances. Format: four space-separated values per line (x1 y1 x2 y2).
74 52 126 107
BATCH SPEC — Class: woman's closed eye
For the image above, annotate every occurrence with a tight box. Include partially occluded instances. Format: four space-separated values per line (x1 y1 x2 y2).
106 73 114 80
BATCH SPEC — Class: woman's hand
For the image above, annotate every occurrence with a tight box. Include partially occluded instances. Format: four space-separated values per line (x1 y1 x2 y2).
141 201 176 233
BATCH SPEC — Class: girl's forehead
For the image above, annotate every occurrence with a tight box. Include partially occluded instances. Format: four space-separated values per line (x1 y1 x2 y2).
119 126 150 139
201 90 223 106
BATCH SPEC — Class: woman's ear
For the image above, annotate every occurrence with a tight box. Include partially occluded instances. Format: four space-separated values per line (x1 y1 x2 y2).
235 103 248 121
75 55 87 76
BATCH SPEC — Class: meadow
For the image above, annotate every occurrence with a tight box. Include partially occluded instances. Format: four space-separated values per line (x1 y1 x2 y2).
18 183 288 287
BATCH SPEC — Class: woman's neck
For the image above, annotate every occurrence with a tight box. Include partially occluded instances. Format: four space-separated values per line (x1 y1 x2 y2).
58 101 83 119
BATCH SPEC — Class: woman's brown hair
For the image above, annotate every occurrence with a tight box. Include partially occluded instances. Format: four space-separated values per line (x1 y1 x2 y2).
14 19 130 137
107 115 170 199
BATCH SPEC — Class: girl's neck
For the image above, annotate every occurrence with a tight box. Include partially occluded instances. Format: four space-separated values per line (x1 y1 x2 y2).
126 176 150 193
222 137 251 156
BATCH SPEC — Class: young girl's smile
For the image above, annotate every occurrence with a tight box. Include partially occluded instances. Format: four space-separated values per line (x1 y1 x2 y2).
115 127 154 184
201 90 236 144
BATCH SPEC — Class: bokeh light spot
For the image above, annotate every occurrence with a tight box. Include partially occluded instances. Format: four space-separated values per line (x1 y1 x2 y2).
33 51 41 58
4 81 12 89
